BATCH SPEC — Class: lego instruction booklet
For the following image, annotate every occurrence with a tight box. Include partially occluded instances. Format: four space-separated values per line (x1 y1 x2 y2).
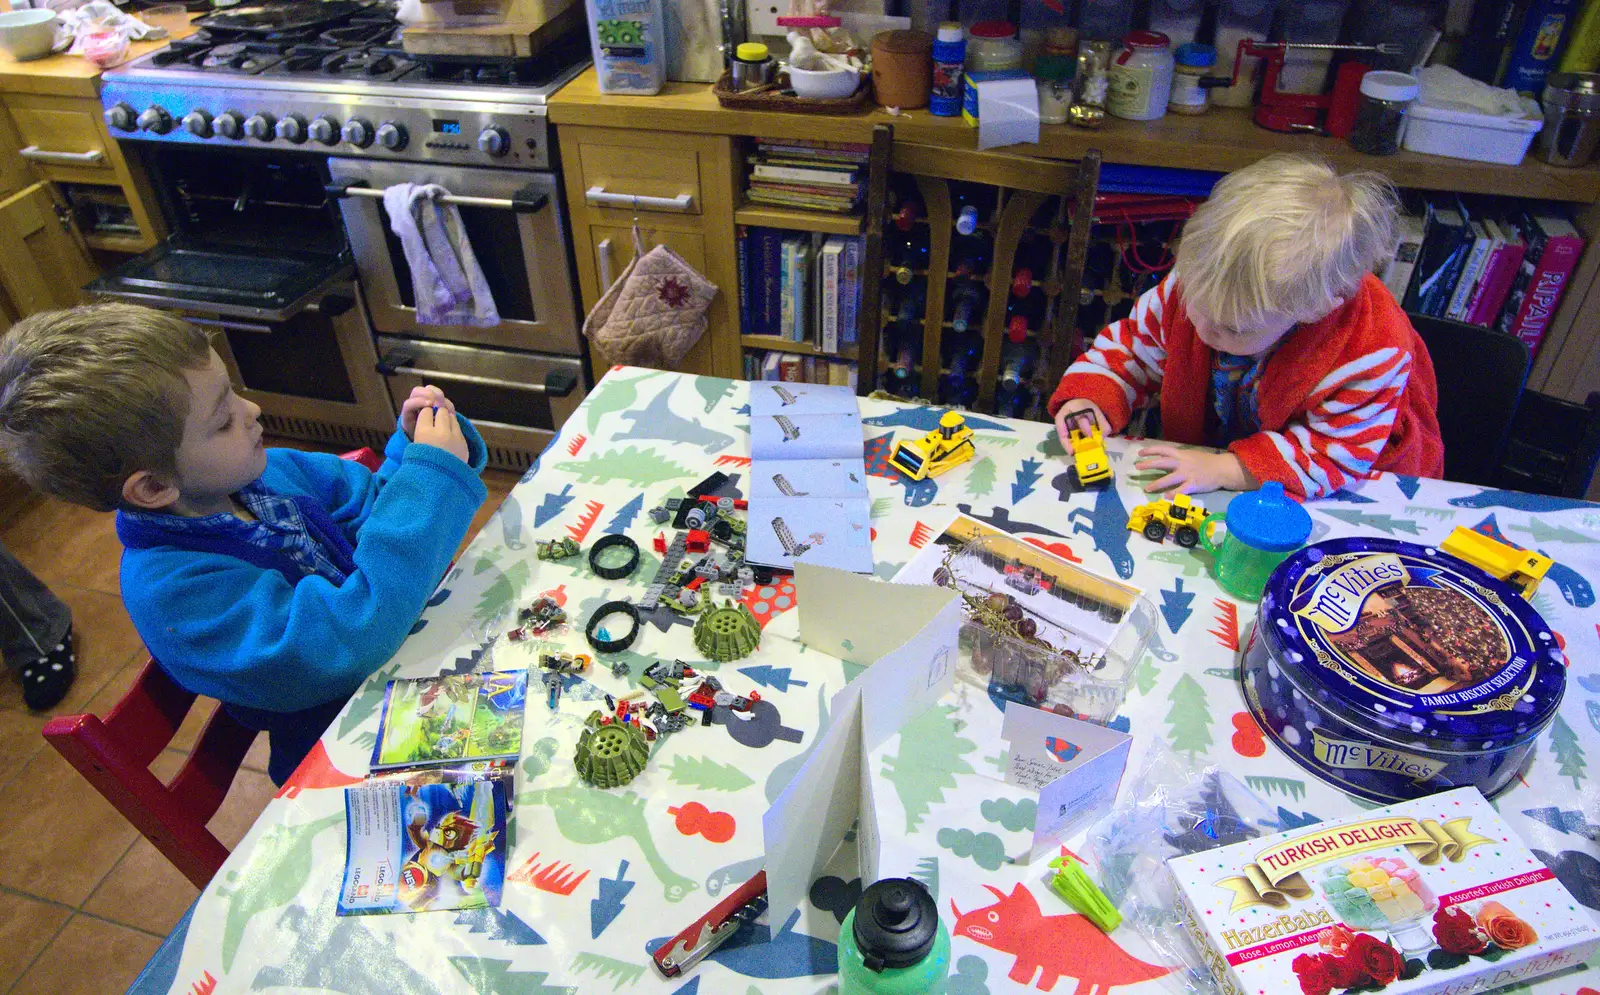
369 670 528 773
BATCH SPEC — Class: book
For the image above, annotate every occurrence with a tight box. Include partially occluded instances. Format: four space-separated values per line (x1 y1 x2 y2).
338 763 512 916
1382 205 1428 304
751 163 863 185
370 671 528 773
820 237 844 353
747 190 861 213
1467 210 1527 325
1445 220 1494 320
1503 0 1578 95
779 238 796 343
1409 197 1470 316
778 354 803 381
840 236 861 346
762 351 783 380
792 241 812 342
748 180 863 200
1458 0 1528 83
737 226 751 335
761 229 784 337
1499 204 1584 354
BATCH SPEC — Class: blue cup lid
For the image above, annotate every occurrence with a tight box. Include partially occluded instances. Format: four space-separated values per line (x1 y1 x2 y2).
1224 481 1312 553
1175 42 1216 67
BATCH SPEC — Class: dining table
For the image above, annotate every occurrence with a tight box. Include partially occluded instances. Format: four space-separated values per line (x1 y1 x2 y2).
130 366 1600 995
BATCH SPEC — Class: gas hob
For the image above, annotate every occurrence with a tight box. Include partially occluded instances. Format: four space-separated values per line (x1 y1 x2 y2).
102 1 589 169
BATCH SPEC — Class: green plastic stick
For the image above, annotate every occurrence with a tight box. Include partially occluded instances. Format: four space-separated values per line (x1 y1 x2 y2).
1048 857 1123 932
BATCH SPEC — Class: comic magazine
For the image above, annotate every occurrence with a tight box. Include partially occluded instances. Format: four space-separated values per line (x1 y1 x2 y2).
337 763 512 915
370 670 527 773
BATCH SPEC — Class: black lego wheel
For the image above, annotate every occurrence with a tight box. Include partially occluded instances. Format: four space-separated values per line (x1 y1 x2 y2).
1143 521 1167 542
1175 526 1199 548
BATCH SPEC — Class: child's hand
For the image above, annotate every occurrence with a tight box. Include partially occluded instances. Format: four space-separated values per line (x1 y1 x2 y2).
1054 400 1108 452
1135 444 1255 494
413 405 469 463
400 385 457 440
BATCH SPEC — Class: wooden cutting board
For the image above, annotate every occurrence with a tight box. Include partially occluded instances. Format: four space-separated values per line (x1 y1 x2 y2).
400 0 582 59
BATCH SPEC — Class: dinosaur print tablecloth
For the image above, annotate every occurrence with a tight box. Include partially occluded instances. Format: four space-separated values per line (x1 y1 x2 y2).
140 367 1600 995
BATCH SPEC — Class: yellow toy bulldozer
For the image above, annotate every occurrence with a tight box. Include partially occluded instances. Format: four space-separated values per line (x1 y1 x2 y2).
1127 493 1209 548
888 410 976 481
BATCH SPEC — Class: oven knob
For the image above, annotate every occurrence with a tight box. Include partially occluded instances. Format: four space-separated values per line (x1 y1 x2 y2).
104 102 137 132
476 126 510 157
375 121 408 151
275 114 307 144
341 117 374 148
181 109 213 138
137 105 172 134
244 112 276 141
308 115 340 146
215 111 245 140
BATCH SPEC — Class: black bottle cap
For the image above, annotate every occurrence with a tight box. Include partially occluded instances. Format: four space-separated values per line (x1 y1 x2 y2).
853 878 938 972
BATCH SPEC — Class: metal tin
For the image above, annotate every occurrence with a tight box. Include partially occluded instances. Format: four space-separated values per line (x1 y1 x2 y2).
1241 537 1566 803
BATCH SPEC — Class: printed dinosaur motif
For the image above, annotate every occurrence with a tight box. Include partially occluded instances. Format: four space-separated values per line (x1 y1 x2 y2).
645 908 838 979
557 445 696 487
864 407 1014 433
955 503 1067 539
614 380 738 453
1067 485 1135 579
518 785 697 902
1147 549 1206 577
256 895 445 994
693 375 738 414
950 883 1171 993
1470 514 1595 608
215 812 344 970
584 369 668 433
1448 489 1596 512
496 494 526 549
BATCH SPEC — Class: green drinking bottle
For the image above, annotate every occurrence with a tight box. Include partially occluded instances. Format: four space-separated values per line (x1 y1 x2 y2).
837 878 951 995
1199 481 1313 602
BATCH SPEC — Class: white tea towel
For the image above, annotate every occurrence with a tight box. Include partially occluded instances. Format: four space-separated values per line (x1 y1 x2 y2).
381 183 499 326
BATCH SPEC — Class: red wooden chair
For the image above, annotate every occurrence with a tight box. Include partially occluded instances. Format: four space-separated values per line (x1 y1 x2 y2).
39 446 380 888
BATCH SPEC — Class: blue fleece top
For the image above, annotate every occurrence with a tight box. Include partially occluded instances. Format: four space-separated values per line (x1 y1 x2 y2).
116 416 488 715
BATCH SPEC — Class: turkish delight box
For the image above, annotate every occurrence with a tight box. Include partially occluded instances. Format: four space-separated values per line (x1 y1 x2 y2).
1169 788 1599 995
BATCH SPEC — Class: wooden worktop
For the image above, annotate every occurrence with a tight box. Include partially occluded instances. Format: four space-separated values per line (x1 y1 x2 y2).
550 67 1600 202
0 15 198 99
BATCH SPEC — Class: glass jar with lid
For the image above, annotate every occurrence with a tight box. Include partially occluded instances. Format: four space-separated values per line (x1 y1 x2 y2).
1168 41 1214 114
1107 30 1174 121
965 20 1023 72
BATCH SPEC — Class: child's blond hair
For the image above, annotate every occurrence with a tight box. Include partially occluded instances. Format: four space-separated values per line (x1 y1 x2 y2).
0 303 210 511
1174 154 1399 330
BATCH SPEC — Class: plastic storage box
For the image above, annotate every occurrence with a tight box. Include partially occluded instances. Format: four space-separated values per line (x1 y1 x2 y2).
1401 103 1545 164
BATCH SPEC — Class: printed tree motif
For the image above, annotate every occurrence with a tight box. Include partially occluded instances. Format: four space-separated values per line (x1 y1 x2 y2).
1394 475 1422 500
910 856 939 901
1549 714 1587 790
1513 519 1599 545
570 952 646 988
1521 806 1600 839
474 560 531 623
1133 654 1159 697
1320 509 1421 536
454 907 546 945
1164 674 1213 759
1159 578 1195 633
1245 775 1307 802
738 664 808 692
882 704 977 832
665 755 756 792
966 456 997 498
590 860 635 939
449 958 576 995
871 496 893 520
1011 458 1043 503
558 446 695 487
604 493 644 535
533 484 577 528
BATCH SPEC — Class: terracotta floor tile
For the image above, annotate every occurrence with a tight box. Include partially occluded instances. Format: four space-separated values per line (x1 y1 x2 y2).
14 914 162 995
241 731 272 774
83 754 276 935
0 496 123 597
0 708 46 782
0 748 141 906
0 585 144 717
0 890 72 990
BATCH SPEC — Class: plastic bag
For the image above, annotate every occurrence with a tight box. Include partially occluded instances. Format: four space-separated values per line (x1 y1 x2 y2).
1084 741 1282 994
1416 65 1540 119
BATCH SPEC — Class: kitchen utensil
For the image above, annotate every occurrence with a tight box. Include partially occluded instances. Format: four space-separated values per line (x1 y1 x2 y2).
1538 71 1600 165
0 9 60 62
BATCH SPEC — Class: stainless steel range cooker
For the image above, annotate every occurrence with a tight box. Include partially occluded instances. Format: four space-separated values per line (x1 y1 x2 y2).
94 1 591 470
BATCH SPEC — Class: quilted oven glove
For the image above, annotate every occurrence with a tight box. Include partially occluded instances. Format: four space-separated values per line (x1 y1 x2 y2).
583 244 718 368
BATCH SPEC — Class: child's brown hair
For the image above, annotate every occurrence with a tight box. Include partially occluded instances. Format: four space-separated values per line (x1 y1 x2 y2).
0 303 211 511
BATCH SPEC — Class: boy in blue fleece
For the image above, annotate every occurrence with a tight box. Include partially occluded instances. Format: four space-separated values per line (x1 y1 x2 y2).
0 303 488 783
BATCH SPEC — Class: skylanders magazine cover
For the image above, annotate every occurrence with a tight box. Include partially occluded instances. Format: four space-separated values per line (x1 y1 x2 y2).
338 764 511 915
370 670 527 772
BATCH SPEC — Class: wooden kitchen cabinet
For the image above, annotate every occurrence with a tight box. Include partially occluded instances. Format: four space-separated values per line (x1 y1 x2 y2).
558 124 743 383
0 181 99 317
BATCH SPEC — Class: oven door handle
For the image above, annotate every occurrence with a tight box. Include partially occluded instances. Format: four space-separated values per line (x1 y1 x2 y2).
376 349 578 397
186 316 275 335
327 179 549 215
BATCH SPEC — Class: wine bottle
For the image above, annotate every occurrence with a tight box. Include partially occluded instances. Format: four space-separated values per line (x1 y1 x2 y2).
950 236 991 278
891 197 922 233
949 281 985 333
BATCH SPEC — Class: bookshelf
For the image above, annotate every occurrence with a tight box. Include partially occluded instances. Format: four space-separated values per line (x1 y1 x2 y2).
733 203 865 236
741 334 859 360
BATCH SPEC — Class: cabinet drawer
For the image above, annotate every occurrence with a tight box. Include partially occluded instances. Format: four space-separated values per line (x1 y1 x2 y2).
577 139 701 217
6 102 112 177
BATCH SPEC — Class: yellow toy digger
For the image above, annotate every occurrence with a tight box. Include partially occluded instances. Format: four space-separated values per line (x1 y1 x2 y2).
888 410 976 481
1127 493 1209 548
1061 408 1112 487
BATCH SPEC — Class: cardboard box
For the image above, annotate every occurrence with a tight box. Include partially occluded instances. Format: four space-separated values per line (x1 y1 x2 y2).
1169 788 1599 995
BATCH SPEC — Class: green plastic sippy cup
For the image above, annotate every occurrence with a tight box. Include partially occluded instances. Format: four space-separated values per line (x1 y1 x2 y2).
837 878 951 995
1199 481 1313 602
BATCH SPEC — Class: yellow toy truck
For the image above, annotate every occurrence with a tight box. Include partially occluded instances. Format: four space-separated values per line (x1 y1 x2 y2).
1439 526 1551 598
1061 408 1112 487
888 410 976 481
1127 493 1209 548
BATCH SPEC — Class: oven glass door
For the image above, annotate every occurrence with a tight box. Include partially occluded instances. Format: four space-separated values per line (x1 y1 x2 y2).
87 236 353 322
330 158 580 355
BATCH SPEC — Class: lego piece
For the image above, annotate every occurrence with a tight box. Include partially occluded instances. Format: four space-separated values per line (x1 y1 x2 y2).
888 410 977 481
589 533 641 580
611 659 631 679
649 506 671 524
655 686 688 713
536 537 581 560
1048 855 1122 932
520 596 567 633
1127 493 1208 548
693 599 762 661
574 710 649 788
1061 408 1113 487
507 627 528 642
657 711 689 734
541 671 563 709
677 588 700 610
1440 526 1551 598
687 471 731 499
